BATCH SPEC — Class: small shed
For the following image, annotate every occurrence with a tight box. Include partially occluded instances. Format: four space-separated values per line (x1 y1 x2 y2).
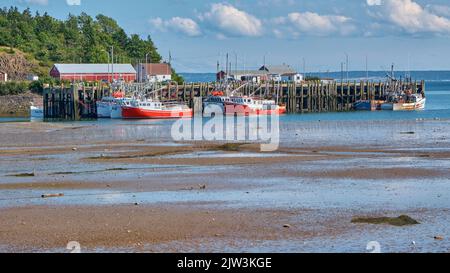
259 64 297 81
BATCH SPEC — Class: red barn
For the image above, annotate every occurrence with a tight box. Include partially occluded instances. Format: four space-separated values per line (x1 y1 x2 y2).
50 64 137 82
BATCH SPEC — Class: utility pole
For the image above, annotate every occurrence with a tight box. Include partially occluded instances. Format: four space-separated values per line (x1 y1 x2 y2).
391 63 394 79
145 53 150 82
235 53 237 74
365 55 368 82
226 53 229 82
341 62 344 83
302 58 306 76
111 46 114 82
345 53 349 82
105 50 110 83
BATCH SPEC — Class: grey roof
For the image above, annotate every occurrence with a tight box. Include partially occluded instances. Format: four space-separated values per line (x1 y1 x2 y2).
53 64 136 74
230 70 268 76
259 65 297 75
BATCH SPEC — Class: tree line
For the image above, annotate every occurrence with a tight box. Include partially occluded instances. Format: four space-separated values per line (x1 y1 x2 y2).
0 6 183 93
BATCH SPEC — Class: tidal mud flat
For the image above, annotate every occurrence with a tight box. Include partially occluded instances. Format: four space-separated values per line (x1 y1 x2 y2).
0 118 449 253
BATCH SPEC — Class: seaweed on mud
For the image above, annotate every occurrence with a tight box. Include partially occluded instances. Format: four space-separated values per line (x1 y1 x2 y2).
51 168 130 175
214 143 248 152
87 150 188 160
351 215 420 226
8 172 35 177
51 171 76 175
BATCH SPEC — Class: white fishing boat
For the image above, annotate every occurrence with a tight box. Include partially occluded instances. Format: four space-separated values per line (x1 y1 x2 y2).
224 96 286 115
96 96 116 118
203 95 228 112
381 93 426 111
30 104 44 118
111 98 134 119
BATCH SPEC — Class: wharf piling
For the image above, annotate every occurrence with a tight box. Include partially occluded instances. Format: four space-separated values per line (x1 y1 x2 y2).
43 83 107 120
43 80 425 120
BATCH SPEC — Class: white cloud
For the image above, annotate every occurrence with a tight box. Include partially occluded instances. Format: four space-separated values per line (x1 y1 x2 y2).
150 17 201 37
66 0 81 6
257 0 295 7
275 11 356 36
379 0 450 34
201 3 263 37
21 0 48 5
426 4 450 18
366 0 382 6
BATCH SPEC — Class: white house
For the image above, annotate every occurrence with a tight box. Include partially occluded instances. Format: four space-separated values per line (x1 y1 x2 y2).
259 64 298 82
27 74 39 81
136 63 172 83
282 73 304 83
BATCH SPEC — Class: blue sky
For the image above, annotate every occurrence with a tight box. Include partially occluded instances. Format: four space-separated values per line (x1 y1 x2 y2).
4 0 450 72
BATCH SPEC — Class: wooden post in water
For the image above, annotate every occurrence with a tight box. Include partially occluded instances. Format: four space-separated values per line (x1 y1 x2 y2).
193 97 203 116
300 83 304 113
72 85 80 121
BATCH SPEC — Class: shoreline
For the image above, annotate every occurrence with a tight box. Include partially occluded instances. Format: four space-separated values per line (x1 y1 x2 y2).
0 120 449 252
1 204 446 253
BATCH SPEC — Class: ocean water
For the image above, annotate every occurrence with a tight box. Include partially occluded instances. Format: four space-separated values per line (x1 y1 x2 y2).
180 71 450 83
179 72 450 122
1 73 449 123
279 81 450 122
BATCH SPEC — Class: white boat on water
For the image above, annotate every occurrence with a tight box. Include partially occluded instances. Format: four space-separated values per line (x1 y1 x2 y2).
203 95 228 113
30 104 44 118
381 93 426 111
224 96 286 115
111 98 134 119
203 94 286 115
96 96 116 118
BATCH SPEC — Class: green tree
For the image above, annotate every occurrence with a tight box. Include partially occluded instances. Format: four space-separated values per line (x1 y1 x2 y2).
0 7 182 82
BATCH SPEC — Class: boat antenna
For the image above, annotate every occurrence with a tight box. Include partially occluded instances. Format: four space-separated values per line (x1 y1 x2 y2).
391 63 394 80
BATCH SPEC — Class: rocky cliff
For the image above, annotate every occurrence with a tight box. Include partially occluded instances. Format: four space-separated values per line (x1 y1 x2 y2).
0 47 40 80
0 92 42 117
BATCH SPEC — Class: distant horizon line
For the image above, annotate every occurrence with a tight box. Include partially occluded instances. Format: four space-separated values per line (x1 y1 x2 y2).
180 70 450 74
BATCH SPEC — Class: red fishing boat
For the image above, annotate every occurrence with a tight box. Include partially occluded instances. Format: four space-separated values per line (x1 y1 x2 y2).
122 99 193 119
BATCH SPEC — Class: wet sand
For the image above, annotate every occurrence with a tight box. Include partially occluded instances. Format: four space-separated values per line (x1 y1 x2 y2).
0 120 449 252
0 205 308 251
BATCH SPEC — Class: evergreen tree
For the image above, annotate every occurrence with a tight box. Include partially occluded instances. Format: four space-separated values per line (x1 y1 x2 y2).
0 6 182 83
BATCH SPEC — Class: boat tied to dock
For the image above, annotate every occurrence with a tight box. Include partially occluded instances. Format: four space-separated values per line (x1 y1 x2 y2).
121 99 193 119
354 68 426 111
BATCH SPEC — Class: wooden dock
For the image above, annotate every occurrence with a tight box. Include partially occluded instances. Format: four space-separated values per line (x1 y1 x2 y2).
43 80 425 120
43 83 106 120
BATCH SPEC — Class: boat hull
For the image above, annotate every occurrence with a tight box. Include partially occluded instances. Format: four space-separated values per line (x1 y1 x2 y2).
122 107 193 119
354 100 383 111
392 98 426 111
380 103 394 111
96 102 112 118
380 98 427 111
110 105 122 119
224 103 286 116
30 106 43 118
